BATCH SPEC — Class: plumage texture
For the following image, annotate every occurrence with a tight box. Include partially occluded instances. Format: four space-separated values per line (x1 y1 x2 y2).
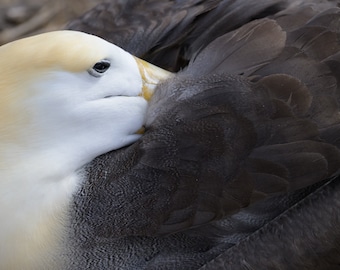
199 178 340 270
48 0 340 268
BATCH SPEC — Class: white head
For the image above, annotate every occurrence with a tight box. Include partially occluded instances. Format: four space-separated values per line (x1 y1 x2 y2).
0 30 171 175
0 30 171 269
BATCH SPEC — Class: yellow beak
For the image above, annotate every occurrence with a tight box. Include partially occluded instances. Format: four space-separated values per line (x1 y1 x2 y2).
134 57 173 101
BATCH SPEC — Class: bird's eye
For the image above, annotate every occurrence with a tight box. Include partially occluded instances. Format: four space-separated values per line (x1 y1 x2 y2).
88 60 111 77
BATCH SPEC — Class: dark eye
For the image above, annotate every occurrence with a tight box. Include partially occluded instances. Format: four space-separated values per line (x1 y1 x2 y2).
88 60 111 77
93 60 110 73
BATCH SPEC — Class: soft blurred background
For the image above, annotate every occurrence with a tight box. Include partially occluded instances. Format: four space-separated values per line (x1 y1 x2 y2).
0 0 103 45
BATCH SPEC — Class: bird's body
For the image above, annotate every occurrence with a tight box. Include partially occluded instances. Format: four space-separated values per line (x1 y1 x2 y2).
1 0 340 269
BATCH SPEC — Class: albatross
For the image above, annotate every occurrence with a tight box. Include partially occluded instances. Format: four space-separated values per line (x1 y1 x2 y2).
1 0 340 269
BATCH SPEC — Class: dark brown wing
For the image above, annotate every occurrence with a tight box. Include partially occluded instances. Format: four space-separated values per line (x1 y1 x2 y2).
72 13 340 236
66 1 340 269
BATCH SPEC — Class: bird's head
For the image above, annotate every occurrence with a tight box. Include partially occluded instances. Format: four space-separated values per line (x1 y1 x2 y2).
0 30 171 174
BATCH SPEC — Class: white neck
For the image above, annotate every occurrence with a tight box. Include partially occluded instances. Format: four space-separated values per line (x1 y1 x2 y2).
0 154 81 269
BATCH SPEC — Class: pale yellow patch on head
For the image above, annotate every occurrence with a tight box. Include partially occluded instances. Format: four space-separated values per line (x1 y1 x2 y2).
0 30 109 143
0 30 109 73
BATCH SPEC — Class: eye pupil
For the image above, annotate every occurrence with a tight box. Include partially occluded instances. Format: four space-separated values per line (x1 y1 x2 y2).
93 60 110 73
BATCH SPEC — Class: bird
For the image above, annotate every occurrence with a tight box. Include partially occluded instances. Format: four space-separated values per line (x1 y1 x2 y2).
66 0 340 269
1 0 340 270
0 30 171 270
